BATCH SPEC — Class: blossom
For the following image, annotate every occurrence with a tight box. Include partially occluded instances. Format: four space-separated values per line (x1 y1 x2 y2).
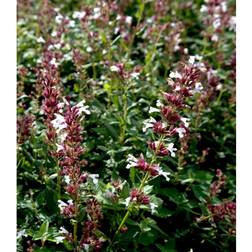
169 71 182 79
175 127 186 138
55 14 63 24
130 72 140 79
51 114 67 133
110 65 120 72
72 11 86 19
194 82 203 93
89 174 99 185
37 37 45 43
125 197 131 207
74 100 91 115
126 154 138 169
142 117 156 132
181 117 190 128
158 169 171 182
167 143 177 157
150 203 158 214
213 18 221 29
149 107 160 114
125 16 132 25
58 200 67 212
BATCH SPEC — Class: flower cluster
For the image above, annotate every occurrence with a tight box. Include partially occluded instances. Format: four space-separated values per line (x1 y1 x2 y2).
17 114 34 144
200 0 236 42
80 198 104 251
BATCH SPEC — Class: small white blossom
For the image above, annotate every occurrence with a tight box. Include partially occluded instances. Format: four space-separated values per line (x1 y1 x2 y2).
89 174 99 185
156 100 163 107
189 56 196 65
37 36 45 43
149 107 160 114
74 100 91 115
67 199 73 205
169 71 182 79
213 18 221 29
110 65 120 72
126 154 138 169
55 14 63 24
86 46 93 53
73 11 86 19
56 144 64 152
158 169 171 182
58 200 67 212
125 197 131 207
175 127 186 138
54 43 61 50
55 236 65 244
125 16 132 25
59 227 69 234
17 229 27 239
64 175 71 184
93 7 101 19
229 16 236 31
50 57 58 66
142 117 156 132
59 132 67 143
150 203 158 214
181 117 190 128
51 114 67 133
216 84 223 90
211 34 219 42
130 72 140 79
200 5 208 13
194 82 203 93
167 143 177 157
68 20 75 28
221 2 227 12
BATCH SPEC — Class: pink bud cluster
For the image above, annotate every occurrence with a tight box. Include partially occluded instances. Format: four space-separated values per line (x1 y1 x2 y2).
210 169 226 197
200 0 236 42
130 188 150 205
17 114 34 144
80 198 103 251
56 101 88 198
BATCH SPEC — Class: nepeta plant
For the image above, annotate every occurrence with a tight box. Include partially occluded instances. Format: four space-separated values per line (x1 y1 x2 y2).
17 0 236 251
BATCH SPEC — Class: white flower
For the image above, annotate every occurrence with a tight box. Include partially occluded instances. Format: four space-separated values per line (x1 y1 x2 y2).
86 46 93 53
73 11 86 19
169 71 182 79
156 100 163 107
67 199 73 205
89 174 99 185
55 236 65 244
181 117 190 128
211 34 219 42
229 16 236 31
189 56 196 65
59 132 67 143
126 154 138 169
124 197 131 207
51 114 67 133
93 7 101 19
150 203 158 214
149 107 160 114
158 169 171 182
64 175 71 184
56 144 64 152
221 2 227 12
213 18 221 29
130 72 140 79
175 127 186 138
54 43 61 50
59 227 69 234
110 65 120 72
216 84 223 90
142 117 156 132
58 200 67 212
74 100 91 115
55 14 63 24
125 16 132 25
68 20 75 28
17 229 27 239
194 82 203 93
37 36 45 43
167 143 177 157
200 5 208 13
49 58 58 67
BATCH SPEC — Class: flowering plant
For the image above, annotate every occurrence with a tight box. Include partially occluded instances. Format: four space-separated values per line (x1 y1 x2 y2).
17 0 235 251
